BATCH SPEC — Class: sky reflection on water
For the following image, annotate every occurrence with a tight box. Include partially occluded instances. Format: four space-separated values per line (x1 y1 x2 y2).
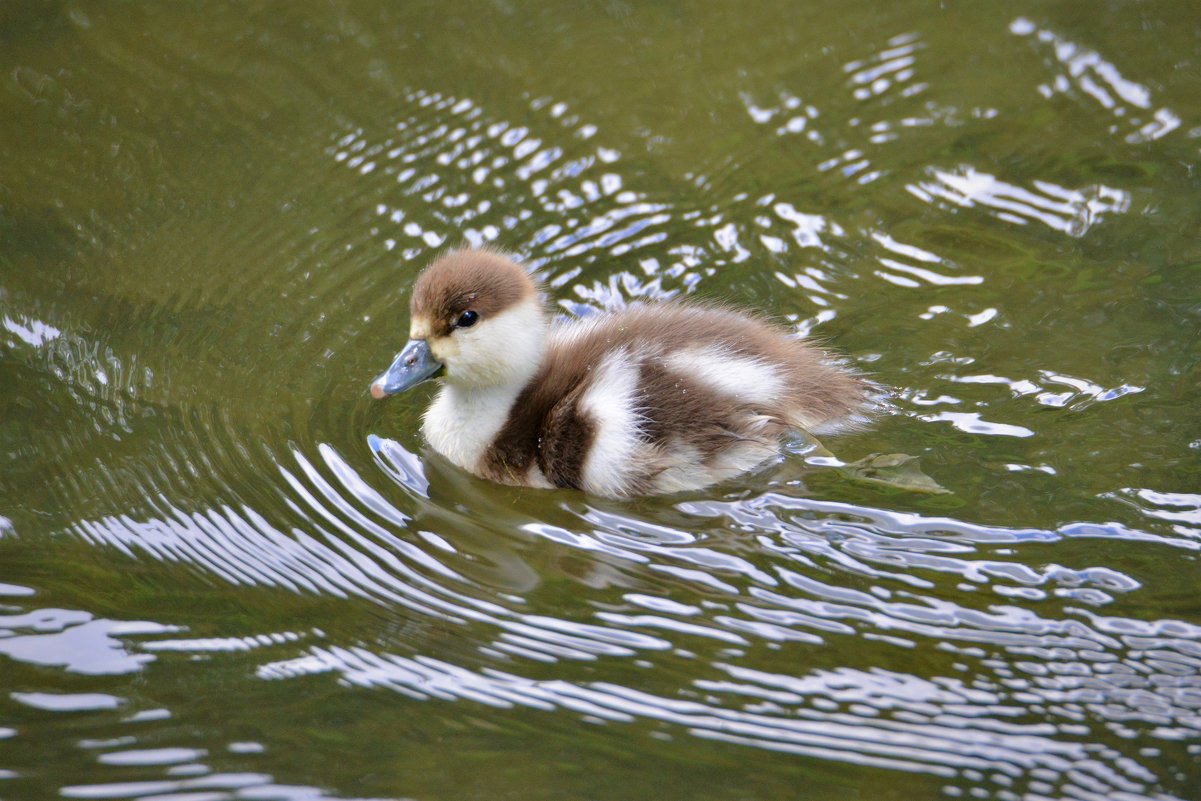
2 2 1200 800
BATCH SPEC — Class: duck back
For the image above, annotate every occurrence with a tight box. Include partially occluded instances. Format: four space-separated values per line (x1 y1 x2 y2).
480 303 867 497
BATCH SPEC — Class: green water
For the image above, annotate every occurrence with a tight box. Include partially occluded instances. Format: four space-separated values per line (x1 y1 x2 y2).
2 2 1200 799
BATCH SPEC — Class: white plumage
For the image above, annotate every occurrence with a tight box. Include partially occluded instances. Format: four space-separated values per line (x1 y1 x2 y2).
371 249 870 498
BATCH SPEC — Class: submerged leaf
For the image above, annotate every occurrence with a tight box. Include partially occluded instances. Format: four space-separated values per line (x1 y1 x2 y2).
795 432 950 494
838 452 950 494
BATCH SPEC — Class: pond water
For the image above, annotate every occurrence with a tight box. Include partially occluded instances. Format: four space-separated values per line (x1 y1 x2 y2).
2 2 1200 799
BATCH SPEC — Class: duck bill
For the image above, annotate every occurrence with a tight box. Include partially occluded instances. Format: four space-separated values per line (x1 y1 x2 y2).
369 339 443 399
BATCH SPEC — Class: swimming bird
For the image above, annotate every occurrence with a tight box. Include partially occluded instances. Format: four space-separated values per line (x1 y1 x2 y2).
370 249 869 498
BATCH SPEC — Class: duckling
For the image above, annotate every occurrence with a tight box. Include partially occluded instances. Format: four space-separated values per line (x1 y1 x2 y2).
370 249 869 498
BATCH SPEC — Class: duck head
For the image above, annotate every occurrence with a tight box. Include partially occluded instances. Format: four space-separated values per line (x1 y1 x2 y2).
370 249 547 398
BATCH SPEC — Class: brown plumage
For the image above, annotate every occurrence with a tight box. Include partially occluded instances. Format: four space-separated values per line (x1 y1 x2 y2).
410 249 535 338
370 249 871 498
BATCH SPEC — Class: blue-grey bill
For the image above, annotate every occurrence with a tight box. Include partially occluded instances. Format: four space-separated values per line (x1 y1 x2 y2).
370 339 443 398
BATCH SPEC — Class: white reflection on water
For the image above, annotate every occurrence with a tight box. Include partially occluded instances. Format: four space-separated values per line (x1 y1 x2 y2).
333 88 712 302
907 166 1130 237
919 411 1035 438
47 429 1201 798
58 774 387 801
0 608 173 675
1010 17 1184 144
2 314 62 348
929 368 1147 417
873 232 985 288
7 17 1197 799
11 692 124 712
1107 489 1201 535
845 32 927 107
253 641 1170 791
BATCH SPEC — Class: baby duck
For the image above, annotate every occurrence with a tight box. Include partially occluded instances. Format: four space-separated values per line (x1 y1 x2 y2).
370 249 869 498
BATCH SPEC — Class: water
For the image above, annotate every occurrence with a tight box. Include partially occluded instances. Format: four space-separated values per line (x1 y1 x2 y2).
2 2 1200 799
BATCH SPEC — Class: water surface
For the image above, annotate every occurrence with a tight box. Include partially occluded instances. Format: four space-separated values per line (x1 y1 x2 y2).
2 2 1200 799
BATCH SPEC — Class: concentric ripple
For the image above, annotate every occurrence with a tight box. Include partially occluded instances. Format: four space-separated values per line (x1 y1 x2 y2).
3 4 1200 801
52 427 1201 799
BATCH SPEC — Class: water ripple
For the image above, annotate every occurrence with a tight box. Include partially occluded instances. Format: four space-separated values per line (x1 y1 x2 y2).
5 9 1199 800
1011 17 1185 144
844 32 927 105
907 165 1131 237
331 88 685 294
58 442 1201 798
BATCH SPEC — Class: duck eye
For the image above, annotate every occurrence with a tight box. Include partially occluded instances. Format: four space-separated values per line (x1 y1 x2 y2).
454 310 479 329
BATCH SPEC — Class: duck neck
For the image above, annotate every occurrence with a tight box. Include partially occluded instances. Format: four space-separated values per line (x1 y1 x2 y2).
422 378 531 474
420 300 549 473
